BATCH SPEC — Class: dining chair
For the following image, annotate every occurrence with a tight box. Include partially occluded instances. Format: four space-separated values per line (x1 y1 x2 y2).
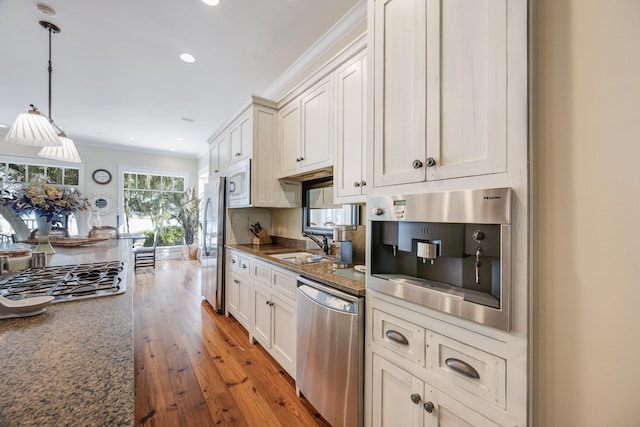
133 229 159 270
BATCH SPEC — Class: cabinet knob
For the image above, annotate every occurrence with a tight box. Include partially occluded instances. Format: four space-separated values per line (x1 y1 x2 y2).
423 401 435 413
410 393 421 405
235 152 241 157
265 300 270 305
214 170 219 173
425 157 436 167
234 279 239 284
299 157 304 161
361 180 366 187
296 157 301 162
412 159 423 169
354 181 360 187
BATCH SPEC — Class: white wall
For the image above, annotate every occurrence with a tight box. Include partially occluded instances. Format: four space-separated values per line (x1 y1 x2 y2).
0 139 199 231
534 1 640 425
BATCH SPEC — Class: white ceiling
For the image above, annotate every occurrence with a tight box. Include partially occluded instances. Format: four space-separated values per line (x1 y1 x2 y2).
0 0 362 159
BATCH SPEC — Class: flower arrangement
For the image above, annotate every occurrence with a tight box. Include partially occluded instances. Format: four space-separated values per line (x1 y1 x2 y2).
3 178 89 222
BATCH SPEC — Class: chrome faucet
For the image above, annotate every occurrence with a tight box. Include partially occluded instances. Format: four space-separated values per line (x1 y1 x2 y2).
303 232 330 255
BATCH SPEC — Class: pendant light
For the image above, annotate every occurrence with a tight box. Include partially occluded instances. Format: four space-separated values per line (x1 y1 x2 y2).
6 19 81 163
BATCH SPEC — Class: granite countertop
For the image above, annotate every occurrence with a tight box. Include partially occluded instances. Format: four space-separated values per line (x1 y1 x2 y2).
0 240 134 427
227 243 366 296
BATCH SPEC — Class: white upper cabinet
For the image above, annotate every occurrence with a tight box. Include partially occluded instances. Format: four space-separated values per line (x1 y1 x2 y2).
372 0 512 188
335 52 367 203
251 104 301 208
278 76 334 178
209 132 229 178
210 96 300 208
229 111 252 165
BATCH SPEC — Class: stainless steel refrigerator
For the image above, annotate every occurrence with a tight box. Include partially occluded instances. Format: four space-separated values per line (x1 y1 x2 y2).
201 177 226 313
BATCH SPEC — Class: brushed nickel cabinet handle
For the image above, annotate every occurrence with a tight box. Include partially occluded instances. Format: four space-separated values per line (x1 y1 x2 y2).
385 329 409 346
445 358 480 379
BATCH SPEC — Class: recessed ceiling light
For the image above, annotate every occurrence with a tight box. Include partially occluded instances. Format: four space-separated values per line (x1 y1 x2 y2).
179 53 196 63
129 137 136 141
176 137 183 141
170 148 177 152
202 0 220 5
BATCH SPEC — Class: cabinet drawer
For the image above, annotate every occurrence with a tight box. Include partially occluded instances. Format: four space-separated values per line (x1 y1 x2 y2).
251 258 271 285
372 308 425 367
272 267 297 300
426 331 506 410
235 254 250 276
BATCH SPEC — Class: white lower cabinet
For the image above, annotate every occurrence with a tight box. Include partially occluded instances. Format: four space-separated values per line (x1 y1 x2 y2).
371 353 499 427
226 250 251 331
367 291 517 426
249 257 297 377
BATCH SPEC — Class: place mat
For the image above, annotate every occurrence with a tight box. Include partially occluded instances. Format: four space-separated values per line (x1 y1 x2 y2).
18 237 110 247
0 248 32 258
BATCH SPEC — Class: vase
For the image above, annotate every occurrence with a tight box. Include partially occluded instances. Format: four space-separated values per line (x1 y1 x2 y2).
35 215 56 255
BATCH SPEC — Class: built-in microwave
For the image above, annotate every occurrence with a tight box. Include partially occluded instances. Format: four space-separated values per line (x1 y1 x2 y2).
227 159 251 208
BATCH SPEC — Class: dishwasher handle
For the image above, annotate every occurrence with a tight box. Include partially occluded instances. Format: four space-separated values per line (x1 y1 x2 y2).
297 282 360 314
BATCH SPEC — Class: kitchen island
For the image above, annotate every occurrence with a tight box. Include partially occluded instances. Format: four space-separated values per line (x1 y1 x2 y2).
0 239 134 426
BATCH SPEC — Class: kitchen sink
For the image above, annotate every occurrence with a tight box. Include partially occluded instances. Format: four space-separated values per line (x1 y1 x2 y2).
270 252 329 265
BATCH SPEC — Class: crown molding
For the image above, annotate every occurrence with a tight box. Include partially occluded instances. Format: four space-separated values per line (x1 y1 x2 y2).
261 0 366 101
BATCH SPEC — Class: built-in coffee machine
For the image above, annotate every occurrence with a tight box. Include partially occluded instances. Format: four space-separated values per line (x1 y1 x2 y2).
367 188 512 331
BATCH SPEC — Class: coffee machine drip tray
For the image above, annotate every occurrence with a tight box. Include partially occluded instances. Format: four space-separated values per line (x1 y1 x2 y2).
371 274 500 309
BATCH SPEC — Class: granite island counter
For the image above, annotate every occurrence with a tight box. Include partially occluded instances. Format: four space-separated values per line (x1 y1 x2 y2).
0 239 134 426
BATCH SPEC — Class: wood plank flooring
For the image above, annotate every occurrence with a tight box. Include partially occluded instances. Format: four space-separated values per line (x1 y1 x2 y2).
133 259 330 427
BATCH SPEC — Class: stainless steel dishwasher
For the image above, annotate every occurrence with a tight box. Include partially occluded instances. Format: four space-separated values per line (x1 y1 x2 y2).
296 276 364 427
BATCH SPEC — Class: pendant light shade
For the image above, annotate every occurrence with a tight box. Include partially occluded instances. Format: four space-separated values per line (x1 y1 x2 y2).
38 134 81 163
5 107 62 147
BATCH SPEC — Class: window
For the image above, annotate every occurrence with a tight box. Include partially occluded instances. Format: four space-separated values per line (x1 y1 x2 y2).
302 178 359 236
121 169 189 246
0 159 83 237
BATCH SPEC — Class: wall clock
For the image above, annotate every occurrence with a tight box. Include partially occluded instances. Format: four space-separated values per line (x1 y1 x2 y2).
88 191 116 216
92 169 112 185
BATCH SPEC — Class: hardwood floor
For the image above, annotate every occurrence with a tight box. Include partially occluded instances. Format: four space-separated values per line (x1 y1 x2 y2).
133 259 330 427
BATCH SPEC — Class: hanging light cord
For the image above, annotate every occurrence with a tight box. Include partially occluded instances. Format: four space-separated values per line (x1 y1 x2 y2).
47 23 53 122
39 21 60 124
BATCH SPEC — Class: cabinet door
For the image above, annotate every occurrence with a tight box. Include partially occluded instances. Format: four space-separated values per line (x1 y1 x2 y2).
278 101 301 177
336 54 367 202
371 353 424 427
422 386 500 427
425 0 507 181
300 77 333 170
372 0 427 188
218 133 230 176
227 273 239 317
237 276 251 329
210 133 228 177
252 283 271 348
230 112 252 164
210 142 220 177
271 293 296 376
